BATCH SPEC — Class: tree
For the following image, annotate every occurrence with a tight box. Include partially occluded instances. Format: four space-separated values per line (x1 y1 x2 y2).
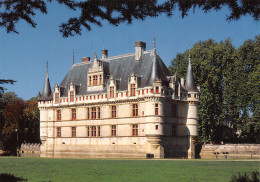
0 79 16 97
0 93 40 154
169 35 260 143
0 0 259 37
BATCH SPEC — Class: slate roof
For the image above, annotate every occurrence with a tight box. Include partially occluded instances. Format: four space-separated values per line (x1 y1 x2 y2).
39 63 52 101
59 50 171 97
184 58 198 92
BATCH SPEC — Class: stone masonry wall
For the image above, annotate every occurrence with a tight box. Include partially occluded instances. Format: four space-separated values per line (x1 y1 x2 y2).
200 144 260 159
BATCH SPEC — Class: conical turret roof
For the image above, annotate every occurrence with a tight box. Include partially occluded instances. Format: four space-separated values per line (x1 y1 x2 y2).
185 57 198 92
41 61 52 98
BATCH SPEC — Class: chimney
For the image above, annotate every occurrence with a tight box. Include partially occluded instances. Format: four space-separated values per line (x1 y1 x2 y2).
135 41 146 61
82 57 90 62
102 49 108 59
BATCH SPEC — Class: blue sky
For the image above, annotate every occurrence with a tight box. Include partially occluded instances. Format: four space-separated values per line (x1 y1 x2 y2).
0 2 259 100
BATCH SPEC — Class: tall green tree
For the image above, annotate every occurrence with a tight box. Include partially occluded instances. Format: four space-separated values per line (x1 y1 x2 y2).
169 36 259 143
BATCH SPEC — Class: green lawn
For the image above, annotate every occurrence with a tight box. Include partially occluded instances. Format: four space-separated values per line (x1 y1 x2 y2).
0 158 259 182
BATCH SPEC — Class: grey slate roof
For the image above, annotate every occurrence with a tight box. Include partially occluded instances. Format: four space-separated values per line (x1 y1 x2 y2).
59 50 171 97
184 58 198 92
39 64 52 101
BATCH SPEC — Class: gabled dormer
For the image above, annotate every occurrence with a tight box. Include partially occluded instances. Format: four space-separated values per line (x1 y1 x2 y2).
107 76 116 98
87 53 104 91
53 84 60 104
68 83 76 103
128 73 138 96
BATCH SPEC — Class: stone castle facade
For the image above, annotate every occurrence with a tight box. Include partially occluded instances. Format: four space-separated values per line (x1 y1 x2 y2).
38 40 199 159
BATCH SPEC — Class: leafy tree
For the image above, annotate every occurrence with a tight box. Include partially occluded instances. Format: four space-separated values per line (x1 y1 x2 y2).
0 79 16 97
169 35 260 143
0 0 259 37
0 93 40 153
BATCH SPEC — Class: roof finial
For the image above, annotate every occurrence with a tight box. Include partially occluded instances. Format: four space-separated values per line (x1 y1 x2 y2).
46 60 49 77
153 33 156 50
189 47 191 63
73 49 75 64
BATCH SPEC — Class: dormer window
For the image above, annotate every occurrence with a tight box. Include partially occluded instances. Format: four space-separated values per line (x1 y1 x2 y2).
110 86 114 98
89 76 92 86
70 91 74 102
55 93 59 104
99 75 102 85
93 75 98 85
156 86 159 93
130 84 135 96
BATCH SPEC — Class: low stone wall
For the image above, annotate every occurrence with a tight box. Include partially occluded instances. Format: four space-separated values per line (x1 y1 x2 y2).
200 144 260 159
20 143 41 157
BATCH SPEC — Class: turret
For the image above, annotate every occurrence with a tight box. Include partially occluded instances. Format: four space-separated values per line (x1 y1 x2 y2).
185 55 199 159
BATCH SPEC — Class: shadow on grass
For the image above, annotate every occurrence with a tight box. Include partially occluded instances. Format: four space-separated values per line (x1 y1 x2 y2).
0 173 27 182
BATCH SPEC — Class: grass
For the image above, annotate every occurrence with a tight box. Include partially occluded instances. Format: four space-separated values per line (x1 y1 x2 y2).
0 158 259 182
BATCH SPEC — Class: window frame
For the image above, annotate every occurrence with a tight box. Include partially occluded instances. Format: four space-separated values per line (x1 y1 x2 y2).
57 110 61 121
110 86 114 98
132 124 138 136
130 84 135 96
72 109 76 120
91 107 96 119
132 104 138 117
72 127 76 137
111 125 116 136
57 127 61 137
155 103 159 116
111 105 116 118
55 93 59 104
70 91 74 102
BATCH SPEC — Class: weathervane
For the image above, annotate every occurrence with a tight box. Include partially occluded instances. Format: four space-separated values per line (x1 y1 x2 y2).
73 49 75 64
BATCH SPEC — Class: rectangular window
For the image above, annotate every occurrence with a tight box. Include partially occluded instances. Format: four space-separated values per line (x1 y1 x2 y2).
130 84 135 96
70 91 74 102
172 104 177 117
57 127 61 137
99 75 102 85
92 126 96 137
93 75 98 86
155 125 159 130
91 107 96 119
87 126 90 137
132 124 138 136
111 106 116 118
89 76 92 86
97 107 100 119
87 108 90 119
156 86 159 93
72 109 76 120
57 110 61 121
110 86 114 98
142 90 144 95
133 104 138 117
55 93 59 104
97 126 101 136
111 125 116 136
172 125 176 136
72 127 76 137
151 89 154 93
155 104 159 116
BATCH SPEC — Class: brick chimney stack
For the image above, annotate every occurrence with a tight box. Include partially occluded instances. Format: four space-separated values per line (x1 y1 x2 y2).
102 49 108 59
135 41 146 61
82 57 90 62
